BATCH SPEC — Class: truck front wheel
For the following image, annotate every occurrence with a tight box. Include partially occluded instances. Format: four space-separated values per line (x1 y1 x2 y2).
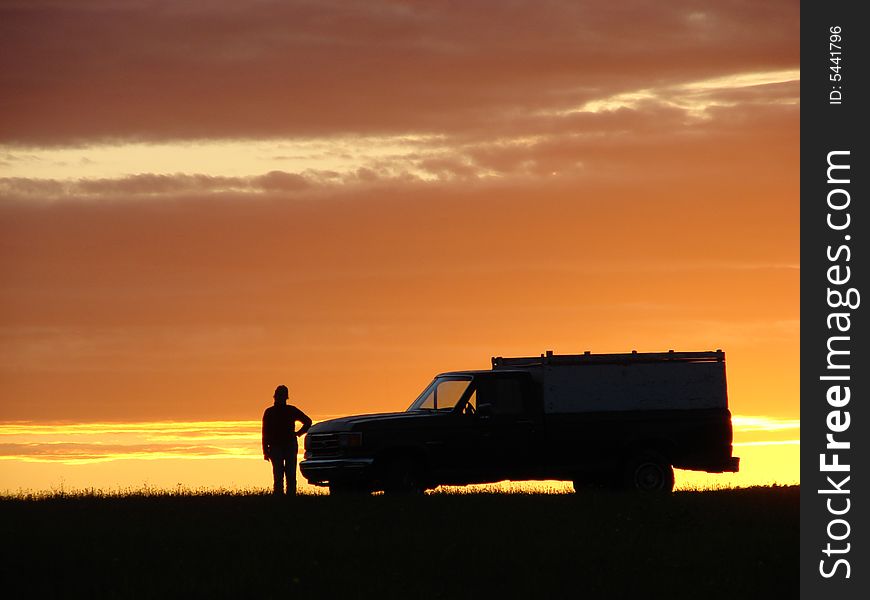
624 453 674 493
382 457 425 495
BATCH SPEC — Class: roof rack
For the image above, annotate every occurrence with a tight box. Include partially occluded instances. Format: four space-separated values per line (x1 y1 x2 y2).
491 349 725 369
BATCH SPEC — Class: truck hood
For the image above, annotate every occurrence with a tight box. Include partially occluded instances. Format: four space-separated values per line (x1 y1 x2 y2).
310 411 431 433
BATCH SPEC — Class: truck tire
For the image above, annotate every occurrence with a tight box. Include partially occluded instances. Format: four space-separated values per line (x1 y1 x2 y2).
382 457 425 495
623 453 674 493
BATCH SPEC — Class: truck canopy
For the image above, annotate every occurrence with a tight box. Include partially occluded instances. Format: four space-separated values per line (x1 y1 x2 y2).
491 350 728 414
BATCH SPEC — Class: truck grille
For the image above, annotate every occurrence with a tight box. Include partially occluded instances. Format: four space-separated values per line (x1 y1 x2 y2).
307 433 340 458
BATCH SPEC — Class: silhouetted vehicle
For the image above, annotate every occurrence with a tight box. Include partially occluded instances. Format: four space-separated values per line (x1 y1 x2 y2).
300 350 739 494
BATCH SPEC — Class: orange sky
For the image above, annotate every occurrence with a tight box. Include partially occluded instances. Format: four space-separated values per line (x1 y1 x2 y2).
0 1 799 491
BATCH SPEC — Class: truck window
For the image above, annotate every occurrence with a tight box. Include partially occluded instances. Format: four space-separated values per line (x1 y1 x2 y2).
417 388 435 410
407 376 472 411
435 379 471 411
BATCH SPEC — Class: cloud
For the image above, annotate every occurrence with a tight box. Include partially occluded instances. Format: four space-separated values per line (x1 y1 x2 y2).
0 93 798 198
733 440 799 447
732 415 800 432
0 442 254 463
253 171 311 192
0 418 352 463
0 0 798 145
0 172 312 199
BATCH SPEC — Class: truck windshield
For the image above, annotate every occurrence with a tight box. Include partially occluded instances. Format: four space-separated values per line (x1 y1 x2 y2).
407 377 472 412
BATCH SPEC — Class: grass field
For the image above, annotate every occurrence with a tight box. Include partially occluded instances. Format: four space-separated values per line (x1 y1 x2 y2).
1 485 798 599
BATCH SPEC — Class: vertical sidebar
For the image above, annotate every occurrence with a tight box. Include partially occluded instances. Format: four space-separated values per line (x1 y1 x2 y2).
801 1 868 597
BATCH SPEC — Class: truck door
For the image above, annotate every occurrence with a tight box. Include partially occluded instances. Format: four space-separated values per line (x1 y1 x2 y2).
474 372 541 480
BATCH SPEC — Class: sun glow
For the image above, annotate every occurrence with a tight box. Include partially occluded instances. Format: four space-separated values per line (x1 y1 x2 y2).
0 415 799 493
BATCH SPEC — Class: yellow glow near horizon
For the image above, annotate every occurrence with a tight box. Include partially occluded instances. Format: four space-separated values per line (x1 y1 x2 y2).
0 415 798 493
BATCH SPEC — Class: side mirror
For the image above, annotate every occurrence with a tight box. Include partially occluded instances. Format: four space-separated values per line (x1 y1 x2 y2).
477 403 493 418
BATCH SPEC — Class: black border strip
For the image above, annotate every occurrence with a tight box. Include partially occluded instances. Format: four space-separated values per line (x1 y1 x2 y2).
801 2 868 597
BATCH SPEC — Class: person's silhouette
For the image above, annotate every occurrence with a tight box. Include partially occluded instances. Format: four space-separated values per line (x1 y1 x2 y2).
262 385 312 496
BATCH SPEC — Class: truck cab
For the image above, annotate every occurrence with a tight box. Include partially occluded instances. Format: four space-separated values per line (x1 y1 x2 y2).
301 370 541 494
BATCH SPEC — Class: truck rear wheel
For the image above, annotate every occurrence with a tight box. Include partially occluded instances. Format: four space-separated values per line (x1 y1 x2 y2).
624 453 674 493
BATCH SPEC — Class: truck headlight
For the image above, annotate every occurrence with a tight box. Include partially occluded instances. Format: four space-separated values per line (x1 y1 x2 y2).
338 432 363 449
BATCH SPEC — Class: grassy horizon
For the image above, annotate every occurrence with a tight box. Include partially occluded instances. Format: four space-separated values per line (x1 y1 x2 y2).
1 481 793 498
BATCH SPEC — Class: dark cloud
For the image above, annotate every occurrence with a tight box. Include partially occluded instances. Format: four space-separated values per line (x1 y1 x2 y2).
0 171 315 198
252 171 310 192
0 0 798 144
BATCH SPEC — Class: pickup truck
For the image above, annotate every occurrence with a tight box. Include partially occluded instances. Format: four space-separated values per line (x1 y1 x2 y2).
300 350 739 494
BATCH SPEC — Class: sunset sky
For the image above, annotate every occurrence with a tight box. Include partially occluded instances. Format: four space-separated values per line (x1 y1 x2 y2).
0 0 799 492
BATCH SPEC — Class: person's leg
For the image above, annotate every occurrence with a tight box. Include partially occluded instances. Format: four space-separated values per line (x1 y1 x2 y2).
285 445 297 495
270 453 284 495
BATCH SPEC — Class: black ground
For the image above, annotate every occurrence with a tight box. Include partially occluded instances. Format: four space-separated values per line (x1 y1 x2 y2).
1 486 798 599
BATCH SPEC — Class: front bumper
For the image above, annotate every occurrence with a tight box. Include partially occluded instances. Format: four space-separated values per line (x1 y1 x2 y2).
299 458 375 486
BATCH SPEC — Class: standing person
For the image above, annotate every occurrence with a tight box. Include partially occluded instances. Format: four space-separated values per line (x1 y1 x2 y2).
262 385 312 496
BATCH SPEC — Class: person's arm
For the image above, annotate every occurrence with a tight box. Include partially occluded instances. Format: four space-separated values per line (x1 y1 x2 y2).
262 410 270 460
295 408 313 437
